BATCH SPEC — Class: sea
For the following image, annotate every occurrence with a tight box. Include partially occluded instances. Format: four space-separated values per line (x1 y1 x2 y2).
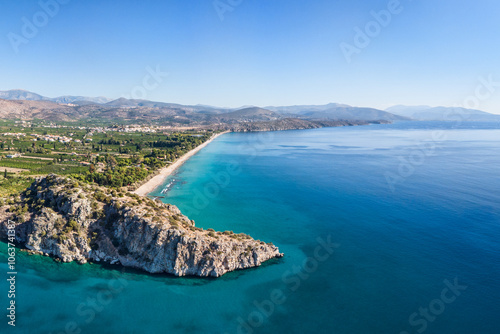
1 121 499 334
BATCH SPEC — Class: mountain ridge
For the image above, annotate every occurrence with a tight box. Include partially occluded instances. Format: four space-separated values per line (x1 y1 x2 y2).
386 105 500 121
0 89 408 125
0 89 112 105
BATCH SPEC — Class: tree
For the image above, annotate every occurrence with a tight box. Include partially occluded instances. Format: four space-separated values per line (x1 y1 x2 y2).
107 155 117 167
4 169 7 179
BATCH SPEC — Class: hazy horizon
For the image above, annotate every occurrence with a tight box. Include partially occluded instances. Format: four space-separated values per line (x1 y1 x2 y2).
2 88 500 116
1 1 500 114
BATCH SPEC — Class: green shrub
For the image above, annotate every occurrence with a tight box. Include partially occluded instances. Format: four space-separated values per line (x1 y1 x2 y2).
54 218 65 230
68 220 79 232
93 191 107 202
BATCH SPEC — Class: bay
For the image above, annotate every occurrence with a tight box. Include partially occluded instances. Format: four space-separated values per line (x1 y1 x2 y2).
2 121 500 333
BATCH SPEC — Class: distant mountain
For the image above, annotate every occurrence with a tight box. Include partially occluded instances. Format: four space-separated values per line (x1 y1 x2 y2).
267 104 408 121
0 99 384 133
386 105 500 121
300 107 407 121
217 107 281 121
384 105 432 118
104 98 232 114
0 89 48 101
52 95 111 104
0 89 111 105
211 118 385 132
0 89 408 124
266 103 351 114
105 98 171 108
0 99 78 121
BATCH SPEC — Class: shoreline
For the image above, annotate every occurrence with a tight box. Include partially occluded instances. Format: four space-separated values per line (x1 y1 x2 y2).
133 131 229 196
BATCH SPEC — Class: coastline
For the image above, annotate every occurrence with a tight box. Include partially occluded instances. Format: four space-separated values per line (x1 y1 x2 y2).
133 131 229 196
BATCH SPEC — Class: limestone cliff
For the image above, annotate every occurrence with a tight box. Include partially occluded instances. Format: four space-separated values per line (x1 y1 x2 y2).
0 175 283 277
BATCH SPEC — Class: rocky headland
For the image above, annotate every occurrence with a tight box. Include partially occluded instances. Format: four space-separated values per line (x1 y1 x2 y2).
209 118 391 132
0 174 283 277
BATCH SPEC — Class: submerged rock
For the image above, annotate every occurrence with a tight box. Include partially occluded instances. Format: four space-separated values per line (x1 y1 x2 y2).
0 174 283 277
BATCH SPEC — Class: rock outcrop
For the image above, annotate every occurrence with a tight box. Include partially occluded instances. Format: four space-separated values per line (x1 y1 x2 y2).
208 118 391 132
0 175 283 277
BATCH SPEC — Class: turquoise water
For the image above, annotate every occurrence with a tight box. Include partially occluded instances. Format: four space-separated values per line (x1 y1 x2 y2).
2 121 500 333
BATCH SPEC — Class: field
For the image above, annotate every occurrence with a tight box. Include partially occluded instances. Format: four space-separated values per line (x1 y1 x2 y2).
0 119 215 197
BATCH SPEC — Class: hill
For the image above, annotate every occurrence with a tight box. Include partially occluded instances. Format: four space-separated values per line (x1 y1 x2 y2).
0 99 77 121
213 107 282 122
0 175 283 277
266 103 351 114
0 89 111 105
267 104 408 121
386 105 500 121
0 89 404 129
0 89 48 101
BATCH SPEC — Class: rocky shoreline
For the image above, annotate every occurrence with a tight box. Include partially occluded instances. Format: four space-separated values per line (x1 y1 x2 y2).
0 175 283 277
208 118 391 132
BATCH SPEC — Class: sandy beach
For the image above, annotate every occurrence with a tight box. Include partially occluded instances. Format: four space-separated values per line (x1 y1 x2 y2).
133 131 229 196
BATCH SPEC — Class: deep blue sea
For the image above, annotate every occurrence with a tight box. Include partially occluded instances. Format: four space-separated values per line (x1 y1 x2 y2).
2 121 500 334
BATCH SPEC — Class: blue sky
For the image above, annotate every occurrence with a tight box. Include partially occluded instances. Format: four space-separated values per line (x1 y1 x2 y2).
1 0 499 113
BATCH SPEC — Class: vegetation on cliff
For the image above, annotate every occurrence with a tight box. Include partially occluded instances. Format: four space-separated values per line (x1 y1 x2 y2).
0 175 282 277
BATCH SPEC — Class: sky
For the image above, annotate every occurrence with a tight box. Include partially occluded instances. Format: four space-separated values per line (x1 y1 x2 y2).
1 0 500 113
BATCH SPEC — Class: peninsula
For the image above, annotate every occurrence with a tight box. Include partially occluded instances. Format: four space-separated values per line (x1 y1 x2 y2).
0 93 400 278
0 175 283 277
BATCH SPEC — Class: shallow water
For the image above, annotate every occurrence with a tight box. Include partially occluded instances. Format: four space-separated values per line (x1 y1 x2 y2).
2 121 500 333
